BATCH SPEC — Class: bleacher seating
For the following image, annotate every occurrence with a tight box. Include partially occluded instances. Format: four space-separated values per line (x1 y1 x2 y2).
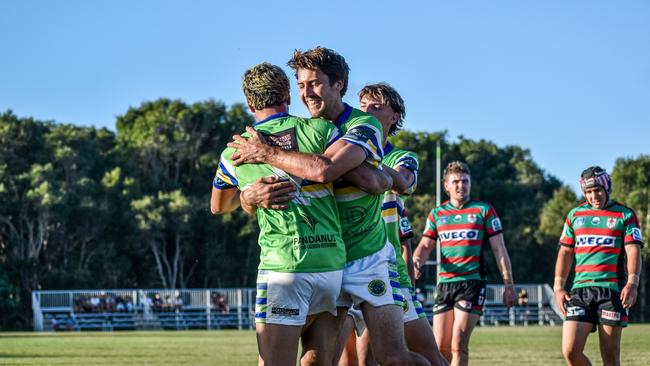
33 285 563 332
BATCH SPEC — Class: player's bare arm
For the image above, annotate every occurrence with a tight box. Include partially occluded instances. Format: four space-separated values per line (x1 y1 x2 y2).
210 187 241 215
620 243 642 308
488 233 517 307
383 165 415 195
228 126 384 185
342 162 392 194
553 245 574 316
413 236 435 280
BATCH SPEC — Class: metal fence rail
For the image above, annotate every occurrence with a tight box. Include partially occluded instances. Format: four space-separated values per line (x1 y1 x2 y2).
33 284 561 331
33 288 256 331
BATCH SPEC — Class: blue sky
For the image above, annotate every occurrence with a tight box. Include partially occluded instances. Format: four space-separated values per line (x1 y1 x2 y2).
1 0 649 192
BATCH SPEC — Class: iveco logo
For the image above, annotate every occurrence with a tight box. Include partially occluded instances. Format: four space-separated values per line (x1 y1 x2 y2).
439 230 479 241
575 235 616 247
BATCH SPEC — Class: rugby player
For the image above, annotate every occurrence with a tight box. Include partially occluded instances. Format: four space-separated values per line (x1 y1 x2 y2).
413 161 517 366
230 47 428 366
554 166 643 366
336 83 447 366
211 62 348 366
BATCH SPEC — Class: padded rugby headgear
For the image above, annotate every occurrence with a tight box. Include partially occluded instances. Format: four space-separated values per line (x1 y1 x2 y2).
579 166 611 194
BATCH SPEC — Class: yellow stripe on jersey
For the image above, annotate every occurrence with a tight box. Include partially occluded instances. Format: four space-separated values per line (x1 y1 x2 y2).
335 185 367 202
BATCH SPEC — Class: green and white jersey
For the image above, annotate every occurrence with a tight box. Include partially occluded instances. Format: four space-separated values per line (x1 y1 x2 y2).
559 201 644 291
334 104 387 262
214 113 346 273
382 143 419 287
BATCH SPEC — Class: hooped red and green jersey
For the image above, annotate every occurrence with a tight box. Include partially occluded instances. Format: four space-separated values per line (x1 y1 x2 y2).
559 201 644 291
381 143 419 287
213 113 346 273
423 199 503 283
333 103 387 262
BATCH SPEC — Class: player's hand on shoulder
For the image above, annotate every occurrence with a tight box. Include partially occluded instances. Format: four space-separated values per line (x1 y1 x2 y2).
241 176 296 210
228 126 270 165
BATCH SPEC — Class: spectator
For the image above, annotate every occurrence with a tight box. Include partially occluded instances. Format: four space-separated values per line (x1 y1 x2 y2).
90 295 100 312
153 293 163 312
518 289 529 306
125 296 134 312
116 296 125 312
215 294 229 314
65 314 77 331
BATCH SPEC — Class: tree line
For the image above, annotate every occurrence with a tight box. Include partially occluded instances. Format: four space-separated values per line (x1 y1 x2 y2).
1 100 648 329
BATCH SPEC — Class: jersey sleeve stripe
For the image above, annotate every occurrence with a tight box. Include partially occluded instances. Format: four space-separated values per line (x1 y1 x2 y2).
339 138 382 166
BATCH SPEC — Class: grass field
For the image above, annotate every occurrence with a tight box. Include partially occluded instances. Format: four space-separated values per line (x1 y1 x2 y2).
1 325 650 365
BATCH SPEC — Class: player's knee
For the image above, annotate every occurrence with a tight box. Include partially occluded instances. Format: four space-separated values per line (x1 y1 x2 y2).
562 347 583 363
600 348 620 366
451 347 468 355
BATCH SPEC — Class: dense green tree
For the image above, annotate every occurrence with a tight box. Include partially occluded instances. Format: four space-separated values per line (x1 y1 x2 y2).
1 104 646 330
611 155 650 321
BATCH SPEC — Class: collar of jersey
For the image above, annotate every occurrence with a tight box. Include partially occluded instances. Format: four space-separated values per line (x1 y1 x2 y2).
446 198 473 210
586 200 616 210
336 103 353 128
384 142 394 155
255 112 289 126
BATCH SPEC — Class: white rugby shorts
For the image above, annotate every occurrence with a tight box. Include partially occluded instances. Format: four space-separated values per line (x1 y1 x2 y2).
336 241 403 308
255 269 343 326
402 287 427 323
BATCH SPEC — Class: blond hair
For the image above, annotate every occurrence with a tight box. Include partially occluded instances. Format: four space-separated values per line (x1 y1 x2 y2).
242 63 290 110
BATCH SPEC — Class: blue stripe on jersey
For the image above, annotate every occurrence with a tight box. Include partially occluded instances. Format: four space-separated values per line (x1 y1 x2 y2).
389 271 399 278
254 112 289 126
325 130 341 149
255 312 266 319
218 162 238 186
255 298 267 305
390 280 401 288
340 138 378 161
383 142 394 155
393 293 404 302
336 103 353 128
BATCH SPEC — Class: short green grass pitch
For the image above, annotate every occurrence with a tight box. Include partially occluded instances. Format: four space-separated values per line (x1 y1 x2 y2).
1 325 650 365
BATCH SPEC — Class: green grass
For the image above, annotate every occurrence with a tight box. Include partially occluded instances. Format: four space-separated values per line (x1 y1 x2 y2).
1 325 649 365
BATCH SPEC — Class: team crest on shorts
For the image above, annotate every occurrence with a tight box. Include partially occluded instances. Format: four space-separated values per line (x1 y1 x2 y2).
403 298 409 313
368 279 387 296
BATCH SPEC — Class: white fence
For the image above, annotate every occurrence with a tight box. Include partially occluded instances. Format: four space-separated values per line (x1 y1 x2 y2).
32 288 256 331
33 284 562 331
